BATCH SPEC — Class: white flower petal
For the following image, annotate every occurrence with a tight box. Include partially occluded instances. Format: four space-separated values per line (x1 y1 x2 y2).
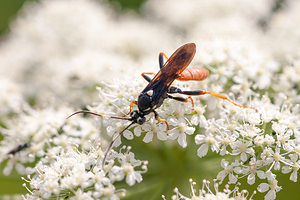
168 117 178 126
199 115 207 127
178 133 187 148
247 173 255 185
240 152 247 162
220 159 228 168
265 189 276 200
134 172 143 183
185 126 195 135
191 115 199 125
233 167 242 174
228 173 237 184
290 170 298 182
220 145 227 156
126 173 136 186
217 170 226 182
143 124 151 132
123 130 134 140
157 131 167 141
257 170 266 179
143 132 153 143
113 136 121 147
257 183 270 193
197 144 208 158
281 166 291 174
274 161 280 170
195 134 205 144
134 127 141 137
168 129 179 140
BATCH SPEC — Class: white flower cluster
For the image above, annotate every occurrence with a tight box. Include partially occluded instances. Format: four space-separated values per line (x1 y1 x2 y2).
0 0 299 199
90 80 196 149
0 79 26 116
0 106 147 199
211 104 298 200
89 74 299 200
164 179 255 200
22 145 147 200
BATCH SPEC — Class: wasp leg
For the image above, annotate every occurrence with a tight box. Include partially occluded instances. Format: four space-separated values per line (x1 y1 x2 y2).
171 87 256 110
159 52 169 69
168 87 255 110
153 110 169 130
141 72 155 82
167 94 195 110
125 100 138 116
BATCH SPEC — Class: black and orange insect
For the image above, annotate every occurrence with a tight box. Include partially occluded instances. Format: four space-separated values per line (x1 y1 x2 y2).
68 43 254 166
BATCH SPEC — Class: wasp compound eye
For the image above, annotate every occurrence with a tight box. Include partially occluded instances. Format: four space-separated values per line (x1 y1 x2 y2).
137 117 146 125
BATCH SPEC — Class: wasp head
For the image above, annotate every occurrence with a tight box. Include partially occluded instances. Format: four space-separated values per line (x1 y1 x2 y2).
130 110 146 125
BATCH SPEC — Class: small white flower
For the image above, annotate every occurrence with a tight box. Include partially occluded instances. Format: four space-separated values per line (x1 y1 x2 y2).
195 133 220 158
281 153 300 182
254 135 265 146
217 159 239 184
134 119 168 143
264 135 275 146
257 179 282 200
164 178 251 200
190 105 207 126
242 158 266 185
168 118 195 148
231 140 254 162
123 163 143 186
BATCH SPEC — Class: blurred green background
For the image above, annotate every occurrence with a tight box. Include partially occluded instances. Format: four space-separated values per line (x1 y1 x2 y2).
0 0 30 35
0 0 299 200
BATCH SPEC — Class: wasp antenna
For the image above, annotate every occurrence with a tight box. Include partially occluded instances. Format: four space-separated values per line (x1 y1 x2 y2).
102 121 135 168
67 110 132 121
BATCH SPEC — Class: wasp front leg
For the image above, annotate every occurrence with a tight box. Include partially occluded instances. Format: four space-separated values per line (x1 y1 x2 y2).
125 100 138 116
153 110 169 130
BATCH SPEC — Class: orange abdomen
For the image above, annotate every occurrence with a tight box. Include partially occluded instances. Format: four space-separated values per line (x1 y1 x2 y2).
177 67 209 81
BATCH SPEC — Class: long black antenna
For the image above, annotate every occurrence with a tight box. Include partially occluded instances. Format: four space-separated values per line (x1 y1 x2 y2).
67 110 135 169
67 110 132 121
102 121 135 168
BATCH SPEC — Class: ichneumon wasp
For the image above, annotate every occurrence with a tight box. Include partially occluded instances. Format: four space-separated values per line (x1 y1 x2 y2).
68 43 255 166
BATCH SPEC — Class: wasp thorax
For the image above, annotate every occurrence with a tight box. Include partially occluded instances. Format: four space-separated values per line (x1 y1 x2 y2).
137 93 151 111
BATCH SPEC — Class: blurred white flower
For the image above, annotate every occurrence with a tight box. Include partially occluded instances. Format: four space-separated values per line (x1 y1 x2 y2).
164 178 255 200
0 79 26 116
22 143 147 199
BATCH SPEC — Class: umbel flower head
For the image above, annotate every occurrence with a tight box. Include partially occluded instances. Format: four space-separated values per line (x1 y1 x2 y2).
0 106 148 199
85 73 299 200
22 144 148 199
0 0 300 199
163 179 256 200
